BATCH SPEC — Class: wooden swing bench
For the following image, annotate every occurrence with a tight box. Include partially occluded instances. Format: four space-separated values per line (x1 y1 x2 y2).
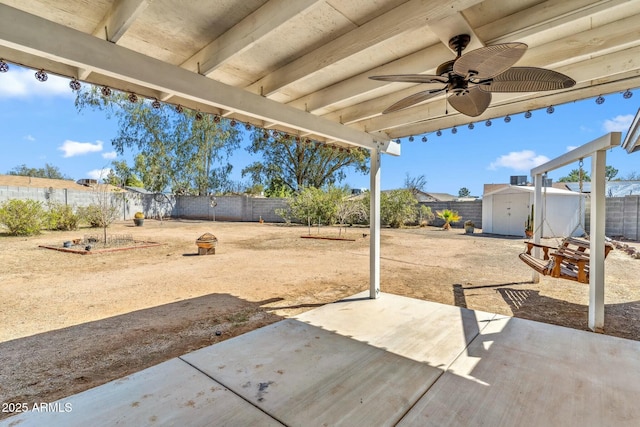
519 237 614 283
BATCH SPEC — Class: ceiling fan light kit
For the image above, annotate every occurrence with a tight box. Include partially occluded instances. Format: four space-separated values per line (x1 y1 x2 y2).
370 34 576 117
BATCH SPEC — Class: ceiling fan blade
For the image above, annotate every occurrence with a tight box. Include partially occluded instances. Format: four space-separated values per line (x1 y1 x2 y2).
369 74 448 84
478 67 576 92
448 87 491 117
453 43 527 79
382 88 445 113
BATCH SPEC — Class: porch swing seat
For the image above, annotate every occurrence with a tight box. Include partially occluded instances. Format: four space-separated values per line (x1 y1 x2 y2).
519 237 614 283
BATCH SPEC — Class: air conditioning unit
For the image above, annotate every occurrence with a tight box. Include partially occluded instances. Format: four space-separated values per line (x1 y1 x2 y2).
510 175 527 186
76 178 98 187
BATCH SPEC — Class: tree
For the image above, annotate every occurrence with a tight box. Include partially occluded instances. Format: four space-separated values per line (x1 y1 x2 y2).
458 187 470 197
76 87 241 194
8 163 72 180
106 160 144 188
242 131 369 193
623 171 640 180
558 169 591 183
605 165 618 181
404 173 427 196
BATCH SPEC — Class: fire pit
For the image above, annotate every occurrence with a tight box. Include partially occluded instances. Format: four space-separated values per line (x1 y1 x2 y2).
196 232 217 255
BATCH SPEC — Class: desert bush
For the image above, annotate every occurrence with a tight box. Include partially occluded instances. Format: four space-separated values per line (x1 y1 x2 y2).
78 204 108 228
380 189 418 228
0 199 45 235
46 202 79 231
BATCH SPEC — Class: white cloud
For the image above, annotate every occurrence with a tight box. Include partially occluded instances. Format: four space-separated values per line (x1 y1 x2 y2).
0 67 75 99
102 151 117 159
23 134 35 141
603 114 634 132
87 168 112 181
488 150 550 171
566 145 578 152
58 140 103 158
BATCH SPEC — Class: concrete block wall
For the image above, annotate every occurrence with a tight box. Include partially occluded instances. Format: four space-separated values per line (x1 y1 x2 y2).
172 195 288 222
623 196 640 240
420 201 483 228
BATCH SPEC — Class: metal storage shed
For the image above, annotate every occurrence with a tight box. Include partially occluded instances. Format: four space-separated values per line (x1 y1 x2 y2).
482 185 585 238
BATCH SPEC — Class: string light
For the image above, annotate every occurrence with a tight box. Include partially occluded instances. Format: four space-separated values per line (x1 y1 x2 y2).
100 86 111 96
69 78 81 91
408 135 414 142
0 59 8 72
525 111 532 119
245 123 252 131
485 119 492 127
151 99 161 109
504 115 511 123
128 93 138 103
436 130 442 136
623 89 633 99
175 104 183 113
35 69 48 82
195 111 203 121
468 123 474 130
451 127 457 134
595 95 605 105
230 119 237 127
422 136 427 142
213 114 221 123
546 106 555 114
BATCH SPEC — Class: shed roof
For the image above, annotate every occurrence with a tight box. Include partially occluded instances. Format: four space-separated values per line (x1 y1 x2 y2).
484 184 583 198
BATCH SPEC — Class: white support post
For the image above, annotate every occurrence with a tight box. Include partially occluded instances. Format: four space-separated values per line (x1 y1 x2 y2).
369 148 381 299
589 150 607 332
532 173 543 283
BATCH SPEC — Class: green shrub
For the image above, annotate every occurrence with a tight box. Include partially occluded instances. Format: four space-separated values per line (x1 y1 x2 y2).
78 204 107 228
46 202 80 231
0 199 45 235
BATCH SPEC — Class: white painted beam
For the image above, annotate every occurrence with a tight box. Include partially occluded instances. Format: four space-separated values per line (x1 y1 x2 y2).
92 0 152 42
532 133 621 175
181 0 321 76
622 108 640 153
532 174 543 283
369 149 381 299
0 4 398 155
246 0 483 96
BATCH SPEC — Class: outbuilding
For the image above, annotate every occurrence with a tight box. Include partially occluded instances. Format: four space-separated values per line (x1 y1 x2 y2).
482 185 585 238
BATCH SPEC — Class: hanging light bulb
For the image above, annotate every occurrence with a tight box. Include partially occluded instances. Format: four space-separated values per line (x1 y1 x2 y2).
468 123 474 130
546 106 555 114
623 89 633 99
485 119 492 127
175 104 184 113
408 136 414 142
436 130 442 136
524 111 532 119
195 111 203 121
230 119 237 127
35 69 48 82
152 99 161 109
69 78 81 91
0 59 8 72
422 136 427 142
245 123 252 131
101 86 112 97
128 93 138 103
451 127 457 134
213 114 221 123
504 115 511 123
595 95 605 105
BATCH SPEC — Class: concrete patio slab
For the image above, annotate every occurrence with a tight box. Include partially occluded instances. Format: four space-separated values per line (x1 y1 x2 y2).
398 316 640 426
2 358 282 427
4 292 640 426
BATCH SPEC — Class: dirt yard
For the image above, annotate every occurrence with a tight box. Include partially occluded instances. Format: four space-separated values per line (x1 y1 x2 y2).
2 220 640 419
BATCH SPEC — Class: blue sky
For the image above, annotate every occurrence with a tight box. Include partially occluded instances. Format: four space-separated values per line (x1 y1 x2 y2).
1 64 638 197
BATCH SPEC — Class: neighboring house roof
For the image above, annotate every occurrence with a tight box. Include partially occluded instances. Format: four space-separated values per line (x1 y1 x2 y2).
0 174 122 192
483 183 510 195
417 191 458 202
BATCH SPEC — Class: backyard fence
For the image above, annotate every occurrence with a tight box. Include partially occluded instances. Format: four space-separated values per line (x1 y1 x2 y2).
2 185 640 240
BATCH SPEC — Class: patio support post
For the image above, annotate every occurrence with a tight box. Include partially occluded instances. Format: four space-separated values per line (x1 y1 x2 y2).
532 173 543 283
589 150 607 332
369 148 381 299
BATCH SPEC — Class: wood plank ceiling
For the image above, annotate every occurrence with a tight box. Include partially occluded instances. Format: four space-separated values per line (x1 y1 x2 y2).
0 0 639 151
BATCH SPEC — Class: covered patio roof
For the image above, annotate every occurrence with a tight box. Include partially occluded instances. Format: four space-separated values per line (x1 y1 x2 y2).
1 0 639 149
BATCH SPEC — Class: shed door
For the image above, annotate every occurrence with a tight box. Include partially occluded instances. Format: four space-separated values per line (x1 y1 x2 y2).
492 193 530 236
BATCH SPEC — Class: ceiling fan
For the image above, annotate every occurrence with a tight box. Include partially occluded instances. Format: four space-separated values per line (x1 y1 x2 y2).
369 34 576 117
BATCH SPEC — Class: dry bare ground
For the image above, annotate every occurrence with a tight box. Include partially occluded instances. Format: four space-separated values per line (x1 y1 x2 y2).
1 219 640 419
